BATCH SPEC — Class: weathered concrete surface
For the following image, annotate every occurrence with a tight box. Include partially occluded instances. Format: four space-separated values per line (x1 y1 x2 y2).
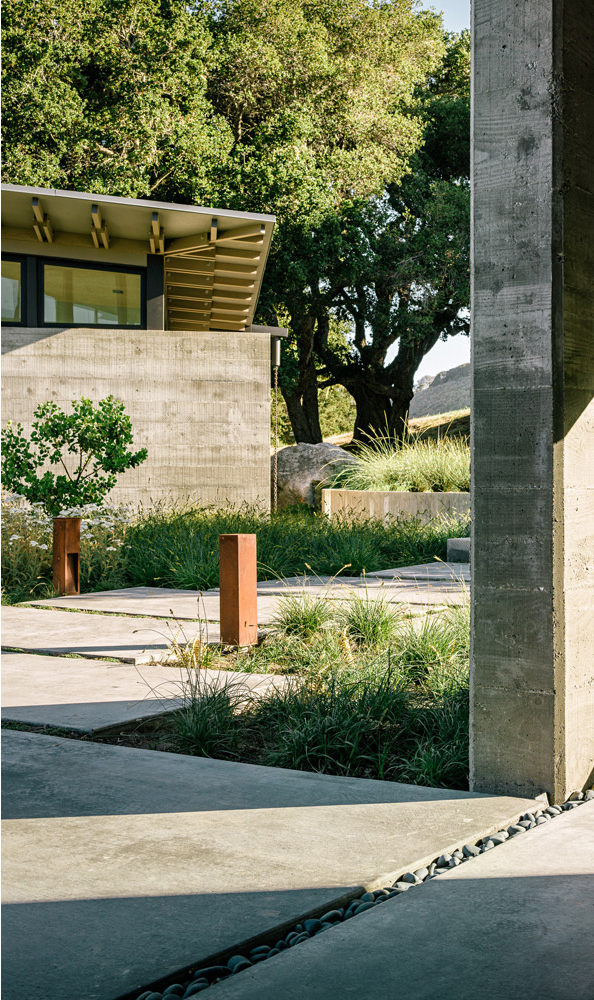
0 327 271 509
471 0 594 799
1 732 542 1000
0 653 282 733
366 562 470 583
322 488 470 524
1 605 221 663
209 804 594 1000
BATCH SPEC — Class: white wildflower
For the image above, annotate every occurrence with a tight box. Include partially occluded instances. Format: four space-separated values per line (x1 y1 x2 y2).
106 546 116 552
38 543 49 550
30 540 38 547
9 534 21 541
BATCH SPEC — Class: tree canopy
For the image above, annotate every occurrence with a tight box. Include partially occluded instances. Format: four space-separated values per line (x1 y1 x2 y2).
2 2 469 443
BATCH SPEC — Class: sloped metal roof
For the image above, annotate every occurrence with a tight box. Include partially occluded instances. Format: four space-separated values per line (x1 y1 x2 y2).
1 184 276 331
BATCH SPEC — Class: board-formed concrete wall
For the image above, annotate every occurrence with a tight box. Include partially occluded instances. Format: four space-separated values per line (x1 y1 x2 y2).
1 327 271 510
470 0 594 800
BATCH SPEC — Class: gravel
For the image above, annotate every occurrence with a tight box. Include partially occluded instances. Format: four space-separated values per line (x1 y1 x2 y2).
134 789 593 999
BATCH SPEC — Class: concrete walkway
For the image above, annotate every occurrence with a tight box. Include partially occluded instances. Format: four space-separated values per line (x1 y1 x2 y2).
1 652 283 734
1 731 540 1000
205 803 594 1000
1 563 468 668
22 562 470 620
1 604 221 663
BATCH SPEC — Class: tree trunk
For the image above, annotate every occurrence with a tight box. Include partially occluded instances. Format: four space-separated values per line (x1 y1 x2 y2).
351 386 391 441
387 386 415 439
351 381 414 443
282 315 323 443
282 385 323 444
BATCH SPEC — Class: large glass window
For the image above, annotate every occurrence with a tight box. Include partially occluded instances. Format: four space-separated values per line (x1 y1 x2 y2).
2 259 22 323
43 263 142 326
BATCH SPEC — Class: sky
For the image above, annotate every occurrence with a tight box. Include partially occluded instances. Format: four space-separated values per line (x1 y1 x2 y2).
412 0 470 381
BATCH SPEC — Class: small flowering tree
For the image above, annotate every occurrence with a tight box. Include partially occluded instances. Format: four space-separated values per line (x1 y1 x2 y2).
1 397 147 516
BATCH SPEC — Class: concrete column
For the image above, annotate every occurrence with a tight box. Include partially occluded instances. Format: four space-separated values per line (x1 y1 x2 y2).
470 1 594 801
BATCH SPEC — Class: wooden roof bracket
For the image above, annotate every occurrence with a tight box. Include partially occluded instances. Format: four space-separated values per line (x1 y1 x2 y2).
32 197 53 243
91 204 110 249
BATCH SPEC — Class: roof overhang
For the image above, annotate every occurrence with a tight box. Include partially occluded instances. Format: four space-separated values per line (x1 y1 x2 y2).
1 184 276 331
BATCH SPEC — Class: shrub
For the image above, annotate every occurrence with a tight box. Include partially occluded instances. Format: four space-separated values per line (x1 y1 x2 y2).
1 396 147 515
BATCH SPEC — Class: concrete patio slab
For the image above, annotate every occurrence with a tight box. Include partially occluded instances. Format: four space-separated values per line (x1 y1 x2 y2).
24 586 281 624
210 803 594 1000
1 731 541 1000
1 605 221 663
21 565 468 623
1 653 283 734
367 561 470 582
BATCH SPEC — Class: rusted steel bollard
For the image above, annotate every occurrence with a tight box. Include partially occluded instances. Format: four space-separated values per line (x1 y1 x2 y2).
53 517 81 596
219 534 258 646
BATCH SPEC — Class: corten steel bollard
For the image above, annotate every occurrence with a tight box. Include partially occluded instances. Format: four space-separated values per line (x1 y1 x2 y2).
219 533 258 646
53 517 81 596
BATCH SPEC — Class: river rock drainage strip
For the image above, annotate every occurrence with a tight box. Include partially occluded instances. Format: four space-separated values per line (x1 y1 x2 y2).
133 791 594 1000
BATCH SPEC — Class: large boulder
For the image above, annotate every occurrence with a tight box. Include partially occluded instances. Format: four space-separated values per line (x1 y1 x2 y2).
272 442 357 509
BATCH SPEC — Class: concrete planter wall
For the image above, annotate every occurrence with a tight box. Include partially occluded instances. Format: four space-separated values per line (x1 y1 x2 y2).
321 488 470 524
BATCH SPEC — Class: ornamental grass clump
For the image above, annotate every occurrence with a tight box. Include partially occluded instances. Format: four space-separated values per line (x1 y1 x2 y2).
270 590 335 640
337 592 404 647
163 600 470 788
329 435 470 492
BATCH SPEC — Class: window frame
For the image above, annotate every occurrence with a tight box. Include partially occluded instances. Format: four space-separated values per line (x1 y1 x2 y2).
37 256 147 330
1 253 27 326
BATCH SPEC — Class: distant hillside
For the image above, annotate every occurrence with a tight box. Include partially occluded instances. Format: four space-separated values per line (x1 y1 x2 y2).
410 362 470 418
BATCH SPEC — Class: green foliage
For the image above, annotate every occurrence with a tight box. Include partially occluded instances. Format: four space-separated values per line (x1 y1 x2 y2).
261 29 471 442
328 435 470 492
271 591 335 640
121 504 470 592
1 0 231 201
172 601 470 788
1 499 470 605
337 594 404 648
1 397 147 516
206 0 444 222
174 670 245 759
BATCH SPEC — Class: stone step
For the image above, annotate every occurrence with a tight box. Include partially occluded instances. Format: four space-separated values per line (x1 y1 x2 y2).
446 537 470 563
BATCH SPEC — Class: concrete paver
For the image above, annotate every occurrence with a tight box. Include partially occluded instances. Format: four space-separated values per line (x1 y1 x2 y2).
1 605 221 663
24 586 281 624
1 653 283 733
23 562 468 620
367 561 470 582
1 731 541 1000
210 803 594 1000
